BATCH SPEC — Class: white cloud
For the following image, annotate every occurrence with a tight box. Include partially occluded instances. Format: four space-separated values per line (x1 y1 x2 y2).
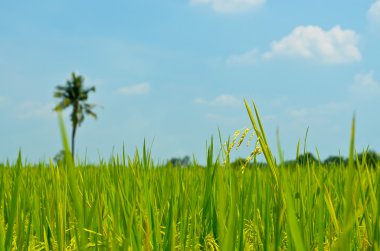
226 49 259 65
0 96 8 110
0 96 6 105
16 102 55 120
83 76 105 87
116 83 151 96
194 94 241 107
212 95 241 106
205 113 223 120
368 0 380 24
263 25 361 64
288 103 347 120
193 97 208 105
350 72 380 97
287 102 348 127
263 115 276 122
190 0 265 13
204 113 240 126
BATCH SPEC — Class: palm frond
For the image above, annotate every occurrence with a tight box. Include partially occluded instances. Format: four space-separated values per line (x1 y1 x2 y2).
53 98 71 111
54 91 65 98
54 72 97 127
55 85 69 92
85 109 97 119
79 86 95 100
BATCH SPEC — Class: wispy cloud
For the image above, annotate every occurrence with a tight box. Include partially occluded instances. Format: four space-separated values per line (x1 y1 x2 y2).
288 102 348 121
350 72 380 97
212 95 241 106
83 76 105 87
263 25 361 64
116 82 151 96
204 113 241 126
226 49 259 65
193 97 208 105
190 0 265 14
15 101 55 120
205 113 223 120
368 0 380 24
284 102 348 131
0 96 9 111
0 96 7 106
194 94 242 107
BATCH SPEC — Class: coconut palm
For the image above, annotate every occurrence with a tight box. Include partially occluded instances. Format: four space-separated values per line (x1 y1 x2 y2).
53 73 97 158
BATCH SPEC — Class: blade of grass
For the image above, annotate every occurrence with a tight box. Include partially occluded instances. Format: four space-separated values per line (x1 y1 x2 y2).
335 115 357 250
282 169 306 251
4 150 22 250
57 113 86 250
244 99 278 187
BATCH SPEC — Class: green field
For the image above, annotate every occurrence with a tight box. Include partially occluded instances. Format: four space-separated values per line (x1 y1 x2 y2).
0 102 379 250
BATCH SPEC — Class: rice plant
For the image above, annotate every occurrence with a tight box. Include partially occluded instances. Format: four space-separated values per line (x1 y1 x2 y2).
0 102 379 250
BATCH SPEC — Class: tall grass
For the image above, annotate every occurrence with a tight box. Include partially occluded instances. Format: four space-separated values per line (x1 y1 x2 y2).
0 104 379 250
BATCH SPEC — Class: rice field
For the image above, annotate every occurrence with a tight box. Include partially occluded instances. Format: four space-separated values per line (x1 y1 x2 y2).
0 101 379 250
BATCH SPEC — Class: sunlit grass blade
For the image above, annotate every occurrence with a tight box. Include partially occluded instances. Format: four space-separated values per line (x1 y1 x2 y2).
57 112 86 250
244 99 278 187
282 169 306 251
1 104 379 250
4 150 22 250
276 128 284 166
323 185 340 233
335 115 357 250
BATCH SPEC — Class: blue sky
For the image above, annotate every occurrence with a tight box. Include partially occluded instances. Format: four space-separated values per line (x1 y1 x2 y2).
1 0 380 163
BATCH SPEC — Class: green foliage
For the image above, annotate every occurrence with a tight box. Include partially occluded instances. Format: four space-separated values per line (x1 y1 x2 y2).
53 150 66 164
0 153 379 250
230 157 245 169
296 152 317 165
1 101 379 250
357 150 380 168
323 155 346 166
167 156 191 167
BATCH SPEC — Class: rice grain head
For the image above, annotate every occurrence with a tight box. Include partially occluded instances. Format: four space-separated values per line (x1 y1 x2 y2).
242 138 262 173
228 129 242 153
236 127 251 150
252 139 262 156
246 131 255 147
204 233 219 251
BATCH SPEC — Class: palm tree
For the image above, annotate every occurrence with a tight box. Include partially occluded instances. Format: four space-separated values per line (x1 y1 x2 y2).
53 73 97 158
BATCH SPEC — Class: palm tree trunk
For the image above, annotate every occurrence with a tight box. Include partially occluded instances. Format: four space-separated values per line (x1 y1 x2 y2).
72 124 77 160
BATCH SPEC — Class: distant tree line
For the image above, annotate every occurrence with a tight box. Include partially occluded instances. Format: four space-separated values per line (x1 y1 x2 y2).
228 150 380 169
53 150 379 168
295 150 379 168
165 150 379 169
167 156 191 167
